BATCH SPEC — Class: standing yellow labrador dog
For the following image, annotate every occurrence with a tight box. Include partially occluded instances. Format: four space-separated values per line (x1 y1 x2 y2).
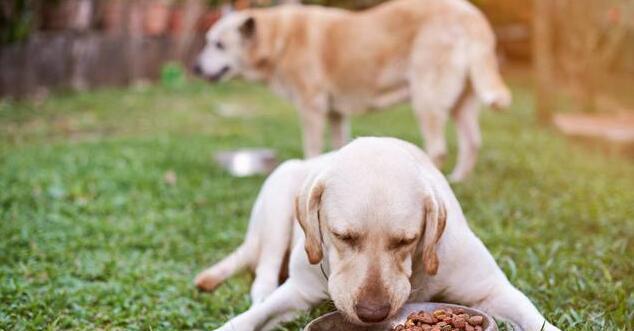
194 137 559 331
194 0 511 181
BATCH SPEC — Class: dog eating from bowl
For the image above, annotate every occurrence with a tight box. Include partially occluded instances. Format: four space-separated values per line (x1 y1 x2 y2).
194 137 560 331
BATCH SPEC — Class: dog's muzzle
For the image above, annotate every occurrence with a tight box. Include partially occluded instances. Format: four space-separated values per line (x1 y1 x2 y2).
192 64 230 82
209 66 230 82
355 300 391 323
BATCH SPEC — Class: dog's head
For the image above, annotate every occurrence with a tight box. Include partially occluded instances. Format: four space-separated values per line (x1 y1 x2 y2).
194 11 270 83
295 139 447 325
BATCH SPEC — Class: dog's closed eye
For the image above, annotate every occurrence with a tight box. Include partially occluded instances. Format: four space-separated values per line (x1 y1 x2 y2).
389 236 417 250
332 232 359 246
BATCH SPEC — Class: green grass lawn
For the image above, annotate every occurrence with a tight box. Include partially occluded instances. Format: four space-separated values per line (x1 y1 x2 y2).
1 78 632 331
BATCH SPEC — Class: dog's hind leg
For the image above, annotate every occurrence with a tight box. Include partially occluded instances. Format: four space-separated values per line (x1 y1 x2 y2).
449 89 481 182
249 160 307 304
195 161 304 296
328 111 350 150
409 23 469 170
410 54 467 167
297 95 328 158
250 230 291 304
194 237 258 292
414 105 451 169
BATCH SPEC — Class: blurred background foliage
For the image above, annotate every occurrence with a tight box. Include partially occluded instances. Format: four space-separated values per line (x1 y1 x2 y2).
0 0 37 44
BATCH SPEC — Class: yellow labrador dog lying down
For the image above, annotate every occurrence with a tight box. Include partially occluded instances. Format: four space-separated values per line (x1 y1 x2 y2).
194 0 512 181
195 137 560 331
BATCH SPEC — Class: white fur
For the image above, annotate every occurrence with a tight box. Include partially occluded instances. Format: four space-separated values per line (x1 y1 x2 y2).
196 137 560 331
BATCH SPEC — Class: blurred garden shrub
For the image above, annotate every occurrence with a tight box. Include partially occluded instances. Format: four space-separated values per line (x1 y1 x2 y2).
1 0 37 44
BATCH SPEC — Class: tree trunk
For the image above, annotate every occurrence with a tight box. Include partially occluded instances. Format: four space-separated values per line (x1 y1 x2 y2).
533 0 556 123
126 0 146 83
173 0 204 63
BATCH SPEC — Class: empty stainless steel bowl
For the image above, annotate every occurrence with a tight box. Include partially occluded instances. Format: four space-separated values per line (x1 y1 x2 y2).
214 149 278 177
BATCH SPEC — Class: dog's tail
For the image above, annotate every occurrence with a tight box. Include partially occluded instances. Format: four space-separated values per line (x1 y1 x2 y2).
468 29 512 110
194 237 257 292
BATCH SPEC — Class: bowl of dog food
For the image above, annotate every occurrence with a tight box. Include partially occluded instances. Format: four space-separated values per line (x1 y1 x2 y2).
304 302 522 331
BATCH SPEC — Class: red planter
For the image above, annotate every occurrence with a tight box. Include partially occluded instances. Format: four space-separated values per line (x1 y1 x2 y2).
144 1 171 36
100 0 125 34
168 7 184 35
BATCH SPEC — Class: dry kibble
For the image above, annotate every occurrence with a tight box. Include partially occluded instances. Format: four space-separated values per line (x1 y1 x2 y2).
390 307 485 331
468 315 484 326
420 312 435 324
452 317 466 328
409 313 425 325
433 310 446 318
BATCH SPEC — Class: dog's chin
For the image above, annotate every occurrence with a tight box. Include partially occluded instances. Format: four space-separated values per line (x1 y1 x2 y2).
330 299 361 325
340 311 395 327
339 310 366 326
335 295 410 326
206 73 228 83
203 67 232 83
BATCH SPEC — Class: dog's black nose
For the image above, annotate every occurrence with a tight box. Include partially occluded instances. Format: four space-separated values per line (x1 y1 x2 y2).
355 300 391 323
192 63 202 76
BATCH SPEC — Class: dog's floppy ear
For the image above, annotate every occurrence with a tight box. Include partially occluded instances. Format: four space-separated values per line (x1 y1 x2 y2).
294 174 325 265
421 186 447 275
239 16 256 39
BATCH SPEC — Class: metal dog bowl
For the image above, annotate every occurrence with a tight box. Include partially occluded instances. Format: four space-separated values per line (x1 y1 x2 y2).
214 148 278 177
305 302 522 331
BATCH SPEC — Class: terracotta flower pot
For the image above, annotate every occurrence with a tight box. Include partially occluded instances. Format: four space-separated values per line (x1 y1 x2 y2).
100 0 125 35
144 1 171 36
168 7 184 35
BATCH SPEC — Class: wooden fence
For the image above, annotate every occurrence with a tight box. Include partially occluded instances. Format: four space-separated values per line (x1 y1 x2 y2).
0 31 204 97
